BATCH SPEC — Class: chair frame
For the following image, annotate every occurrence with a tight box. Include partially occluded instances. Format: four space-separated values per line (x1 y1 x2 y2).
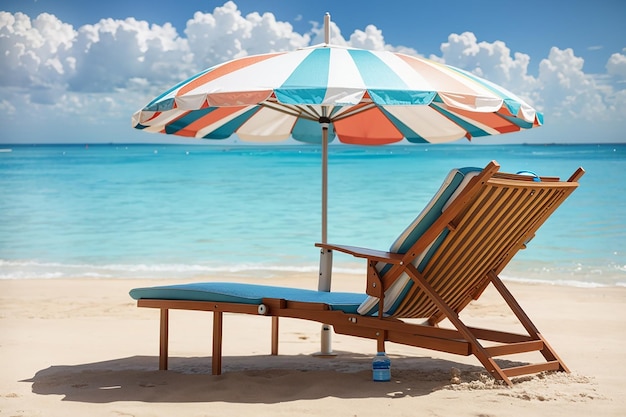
135 161 584 386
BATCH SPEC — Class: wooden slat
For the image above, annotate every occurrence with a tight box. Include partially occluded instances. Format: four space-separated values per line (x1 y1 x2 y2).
395 179 579 321
387 331 471 356
503 361 562 377
352 316 463 340
484 340 544 357
314 243 404 264
467 327 533 344
138 299 262 315
567 167 585 182
409 187 509 314
444 187 544 312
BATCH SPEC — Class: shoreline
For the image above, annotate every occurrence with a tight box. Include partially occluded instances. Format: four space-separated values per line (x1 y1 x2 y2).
1 261 624 289
1 276 626 416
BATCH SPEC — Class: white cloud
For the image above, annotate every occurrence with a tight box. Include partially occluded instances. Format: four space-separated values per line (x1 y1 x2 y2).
606 52 626 80
439 32 537 98
349 24 385 51
0 98 16 115
0 12 76 89
437 32 626 126
68 17 192 93
536 47 614 121
185 1 309 68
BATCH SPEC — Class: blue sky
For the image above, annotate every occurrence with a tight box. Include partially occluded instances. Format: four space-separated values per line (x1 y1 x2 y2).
1 0 625 144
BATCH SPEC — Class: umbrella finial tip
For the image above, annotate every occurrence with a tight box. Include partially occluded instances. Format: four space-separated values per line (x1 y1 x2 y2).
324 13 331 44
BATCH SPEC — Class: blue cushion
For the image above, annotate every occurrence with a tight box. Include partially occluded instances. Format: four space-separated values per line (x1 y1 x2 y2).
357 167 482 316
130 282 368 314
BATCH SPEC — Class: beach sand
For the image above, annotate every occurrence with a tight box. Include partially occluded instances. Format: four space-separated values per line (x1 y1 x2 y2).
1 274 625 417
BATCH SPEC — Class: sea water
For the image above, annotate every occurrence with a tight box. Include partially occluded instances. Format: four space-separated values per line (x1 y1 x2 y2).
0 143 624 287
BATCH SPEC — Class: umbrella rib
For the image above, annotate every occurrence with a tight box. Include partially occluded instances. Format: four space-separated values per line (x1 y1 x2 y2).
261 101 321 122
331 103 378 121
300 105 325 121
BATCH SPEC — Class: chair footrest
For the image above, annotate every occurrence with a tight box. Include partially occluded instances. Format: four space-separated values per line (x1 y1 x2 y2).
502 361 562 378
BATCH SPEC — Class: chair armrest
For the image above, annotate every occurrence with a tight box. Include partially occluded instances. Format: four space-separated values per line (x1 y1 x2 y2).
315 243 404 264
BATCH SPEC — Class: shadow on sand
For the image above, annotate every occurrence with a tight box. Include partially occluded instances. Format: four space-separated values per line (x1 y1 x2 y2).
23 353 519 403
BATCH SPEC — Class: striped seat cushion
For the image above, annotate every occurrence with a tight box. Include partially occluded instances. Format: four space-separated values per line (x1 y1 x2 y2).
357 167 482 316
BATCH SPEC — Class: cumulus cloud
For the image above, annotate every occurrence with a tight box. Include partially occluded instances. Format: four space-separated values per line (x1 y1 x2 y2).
69 17 193 94
439 32 538 97
0 10 192 98
537 48 600 118
0 0 624 143
606 51 626 80
185 1 310 68
0 12 76 89
438 31 626 125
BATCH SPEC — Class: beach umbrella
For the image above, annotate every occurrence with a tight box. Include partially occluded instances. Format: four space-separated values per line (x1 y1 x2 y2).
132 13 542 353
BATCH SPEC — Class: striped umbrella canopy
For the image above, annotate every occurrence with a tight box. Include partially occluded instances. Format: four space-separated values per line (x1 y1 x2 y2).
132 14 542 354
132 44 541 146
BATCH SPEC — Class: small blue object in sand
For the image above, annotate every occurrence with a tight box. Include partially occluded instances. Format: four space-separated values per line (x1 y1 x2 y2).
372 352 391 382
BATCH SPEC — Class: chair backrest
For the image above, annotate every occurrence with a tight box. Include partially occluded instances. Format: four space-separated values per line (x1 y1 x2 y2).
357 166 483 316
358 161 582 320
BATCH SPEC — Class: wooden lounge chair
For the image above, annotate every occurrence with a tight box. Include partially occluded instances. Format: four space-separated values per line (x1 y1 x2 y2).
130 160 584 386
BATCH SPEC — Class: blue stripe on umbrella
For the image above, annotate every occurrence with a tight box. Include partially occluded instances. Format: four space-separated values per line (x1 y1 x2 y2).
275 48 330 104
432 105 492 138
502 99 542 126
503 98 522 116
291 118 337 144
203 107 261 139
498 114 535 130
146 97 177 112
165 107 216 135
348 49 411 104
368 90 437 105
378 107 429 143
146 68 211 110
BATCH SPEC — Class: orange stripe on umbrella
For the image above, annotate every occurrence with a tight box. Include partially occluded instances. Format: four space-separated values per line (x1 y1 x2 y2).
334 107 403 145
178 53 285 97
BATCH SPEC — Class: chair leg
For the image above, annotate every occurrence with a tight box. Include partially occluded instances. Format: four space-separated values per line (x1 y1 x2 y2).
212 311 223 375
376 331 386 353
489 272 570 372
271 316 279 355
159 308 169 370
405 264 513 385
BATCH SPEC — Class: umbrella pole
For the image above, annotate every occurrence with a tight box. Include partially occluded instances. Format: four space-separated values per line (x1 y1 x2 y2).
317 120 334 356
319 122 332 291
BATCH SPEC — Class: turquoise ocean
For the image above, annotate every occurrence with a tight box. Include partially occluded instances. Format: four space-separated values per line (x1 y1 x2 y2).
0 143 624 287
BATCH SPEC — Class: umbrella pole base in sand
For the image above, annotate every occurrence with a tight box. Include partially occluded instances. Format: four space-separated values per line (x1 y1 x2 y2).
313 324 337 357
317 248 335 356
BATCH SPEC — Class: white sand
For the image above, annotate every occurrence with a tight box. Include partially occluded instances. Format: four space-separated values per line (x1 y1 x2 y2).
1 274 625 416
